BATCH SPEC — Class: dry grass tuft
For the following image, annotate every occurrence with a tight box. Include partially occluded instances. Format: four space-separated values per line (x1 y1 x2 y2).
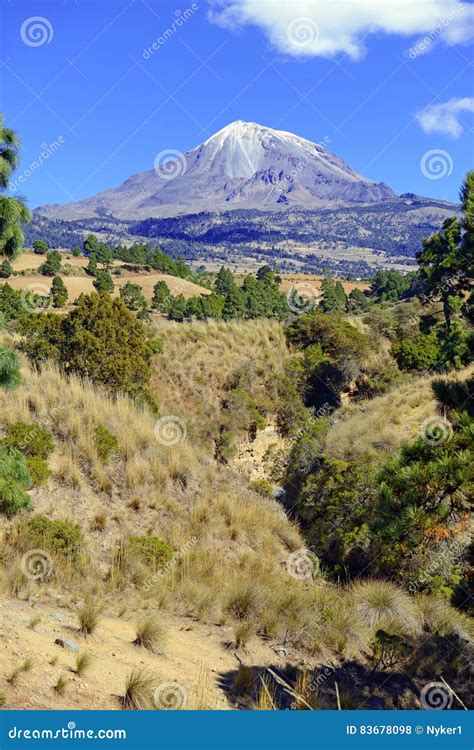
120 669 156 710
77 596 102 636
133 617 167 654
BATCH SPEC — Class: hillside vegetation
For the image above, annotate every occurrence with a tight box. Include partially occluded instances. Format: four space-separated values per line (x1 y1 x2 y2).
0 119 472 711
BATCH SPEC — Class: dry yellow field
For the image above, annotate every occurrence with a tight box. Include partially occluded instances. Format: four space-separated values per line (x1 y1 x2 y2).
10 251 89 272
3 273 210 302
5 252 210 302
280 273 369 294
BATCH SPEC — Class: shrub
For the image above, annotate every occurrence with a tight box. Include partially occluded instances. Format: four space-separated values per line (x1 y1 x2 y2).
250 478 273 497
20 293 152 395
26 455 51 485
392 331 441 371
1 421 54 459
128 536 173 570
93 424 118 463
15 516 83 558
215 429 237 463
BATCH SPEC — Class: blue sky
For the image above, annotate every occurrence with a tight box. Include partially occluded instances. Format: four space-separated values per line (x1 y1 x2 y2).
1 0 473 208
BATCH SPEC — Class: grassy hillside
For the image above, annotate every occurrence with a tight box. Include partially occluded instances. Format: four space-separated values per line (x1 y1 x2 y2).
0 314 472 710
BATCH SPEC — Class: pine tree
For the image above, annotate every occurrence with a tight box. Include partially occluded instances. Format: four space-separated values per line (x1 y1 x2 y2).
51 276 68 308
0 116 31 259
0 259 12 278
0 346 21 389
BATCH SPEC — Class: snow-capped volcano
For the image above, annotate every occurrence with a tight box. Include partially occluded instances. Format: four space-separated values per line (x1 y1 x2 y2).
37 120 396 220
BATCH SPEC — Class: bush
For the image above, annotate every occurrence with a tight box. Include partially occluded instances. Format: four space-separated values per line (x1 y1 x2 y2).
16 515 83 558
26 456 51 485
392 331 441 371
128 536 173 570
94 425 118 463
1 421 54 459
250 478 273 497
215 429 237 463
20 293 153 395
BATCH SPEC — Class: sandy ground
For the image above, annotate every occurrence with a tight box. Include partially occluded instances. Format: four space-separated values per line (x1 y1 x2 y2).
0 596 287 710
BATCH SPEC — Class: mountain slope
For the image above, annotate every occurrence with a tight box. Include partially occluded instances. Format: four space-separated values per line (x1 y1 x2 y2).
37 121 397 220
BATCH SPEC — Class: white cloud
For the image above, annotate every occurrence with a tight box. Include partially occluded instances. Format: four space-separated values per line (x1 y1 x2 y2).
208 0 474 59
416 97 474 138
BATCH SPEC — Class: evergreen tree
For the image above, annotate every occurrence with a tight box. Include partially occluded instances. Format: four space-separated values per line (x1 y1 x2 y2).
40 250 62 277
83 234 100 256
0 258 12 278
152 280 171 312
120 281 147 312
71 246 82 257
167 294 187 321
93 269 114 294
32 239 49 255
0 446 32 515
319 276 347 313
0 346 21 389
0 115 31 259
51 276 68 308
20 293 152 395
416 172 473 331
86 255 98 277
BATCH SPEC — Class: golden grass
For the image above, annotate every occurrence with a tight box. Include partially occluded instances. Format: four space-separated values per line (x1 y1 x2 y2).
3 271 209 303
324 364 474 462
